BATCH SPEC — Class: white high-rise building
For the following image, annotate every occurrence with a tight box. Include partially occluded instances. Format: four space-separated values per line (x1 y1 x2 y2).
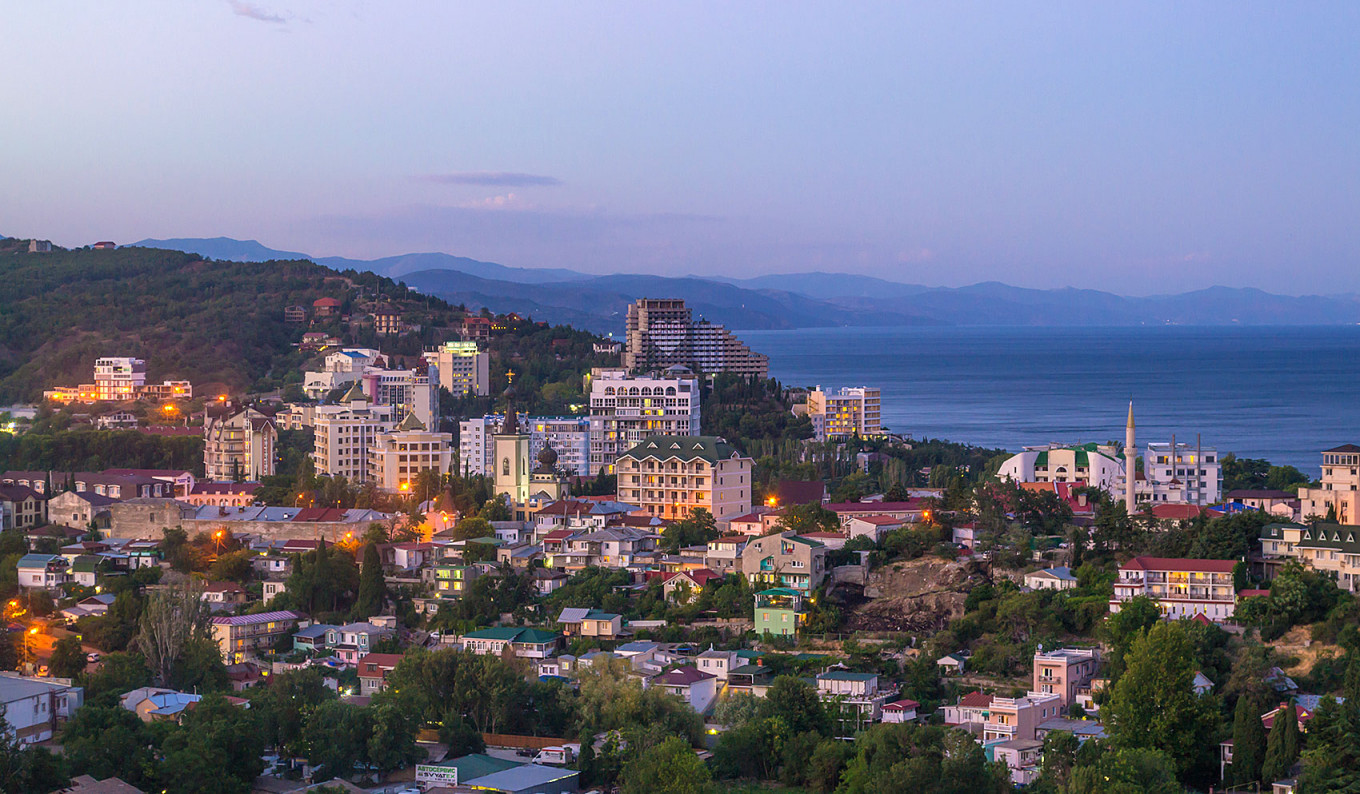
459 415 591 478
623 298 767 377
203 406 277 481
94 357 146 402
587 368 702 475
806 386 882 441
303 348 382 399
1138 438 1222 506
361 366 438 429
424 341 490 398
312 384 396 483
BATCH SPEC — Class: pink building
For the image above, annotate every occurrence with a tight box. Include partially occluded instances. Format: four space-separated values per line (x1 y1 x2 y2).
983 692 1064 742
1032 647 1100 708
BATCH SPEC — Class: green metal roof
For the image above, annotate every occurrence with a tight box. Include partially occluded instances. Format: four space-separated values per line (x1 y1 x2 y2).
757 587 802 596
1293 523 1360 553
422 753 520 779
619 435 741 464
819 670 878 681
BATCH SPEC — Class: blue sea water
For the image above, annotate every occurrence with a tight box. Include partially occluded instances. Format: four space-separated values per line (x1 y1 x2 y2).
741 326 1360 471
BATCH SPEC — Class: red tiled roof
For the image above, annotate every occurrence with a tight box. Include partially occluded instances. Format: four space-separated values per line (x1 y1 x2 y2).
883 699 920 711
848 515 903 526
958 691 994 708
711 535 749 544
544 529 575 540
292 507 348 522
313 297 341 307
191 482 262 495
657 665 714 686
1121 556 1237 574
1149 504 1208 520
825 499 928 513
800 531 848 539
357 652 405 678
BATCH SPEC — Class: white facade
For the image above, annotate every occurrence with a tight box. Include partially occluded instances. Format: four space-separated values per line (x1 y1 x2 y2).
302 348 382 399
362 367 438 429
996 443 1124 493
1120 439 1223 506
424 341 490 398
93 357 146 402
806 386 882 441
0 674 84 744
587 368 701 474
312 395 395 483
203 407 277 481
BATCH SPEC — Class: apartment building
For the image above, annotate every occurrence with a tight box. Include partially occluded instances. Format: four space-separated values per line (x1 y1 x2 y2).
614 435 753 521
1298 444 1360 523
0 485 47 530
302 348 382 399
0 674 84 744
424 340 490 398
203 406 277 481
1138 439 1223 505
742 532 828 594
312 385 395 483
805 386 882 441
587 368 701 474
362 365 438 428
93 357 146 401
1110 556 1238 619
983 692 1065 743
1032 647 1100 708
459 415 591 478
1259 521 1360 592
623 298 768 377
211 610 308 663
367 414 454 492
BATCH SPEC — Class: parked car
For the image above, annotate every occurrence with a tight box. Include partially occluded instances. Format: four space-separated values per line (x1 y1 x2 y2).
86 652 101 663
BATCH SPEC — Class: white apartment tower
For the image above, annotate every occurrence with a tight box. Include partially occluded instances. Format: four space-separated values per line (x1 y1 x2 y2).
424 341 490 398
94 357 147 402
588 368 702 475
806 386 882 441
367 414 454 493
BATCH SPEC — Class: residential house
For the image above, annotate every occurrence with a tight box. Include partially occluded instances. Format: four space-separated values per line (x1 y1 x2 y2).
0 485 47 530
357 652 404 695
936 653 967 676
994 739 1045 786
210 610 308 663
1193 671 1214 696
203 405 277 481
727 509 781 537
68 556 102 587
0 674 84 744
984 692 1064 742
943 691 994 728
556 607 624 639
704 535 749 572
429 562 482 599
695 648 739 681
17 554 70 591
1032 647 1100 708
1296 444 1360 523
201 581 249 605
1226 489 1299 518
800 531 849 550
1110 556 1239 619
1025 567 1078 591
533 568 570 596
61 593 116 622
881 699 920 723
741 531 828 593
654 666 718 713
329 622 395 664
824 500 930 529
120 687 203 723
816 670 898 737
653 568 724 604
754 588 806 637
293 624 338 653
845 515 904 543
181 482 261 508
461 627 561 660
1258 521 1360 592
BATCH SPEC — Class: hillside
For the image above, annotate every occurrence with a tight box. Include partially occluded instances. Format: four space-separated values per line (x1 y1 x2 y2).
0 245 461 403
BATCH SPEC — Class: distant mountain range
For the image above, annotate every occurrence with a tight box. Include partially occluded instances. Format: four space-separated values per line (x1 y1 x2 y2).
133 237 1360 333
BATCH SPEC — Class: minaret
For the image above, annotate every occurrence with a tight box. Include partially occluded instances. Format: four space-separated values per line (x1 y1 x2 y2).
1124 402 1136 514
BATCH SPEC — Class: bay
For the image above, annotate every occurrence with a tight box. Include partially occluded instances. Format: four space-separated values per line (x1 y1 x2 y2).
741 326 1360 471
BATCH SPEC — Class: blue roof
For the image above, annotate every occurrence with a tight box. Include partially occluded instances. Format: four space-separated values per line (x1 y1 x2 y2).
17 553 59 568
294 624 337 639
616 641 659 653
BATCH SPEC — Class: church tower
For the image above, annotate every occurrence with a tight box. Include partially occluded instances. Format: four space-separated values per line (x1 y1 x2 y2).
1125 401 1137 514
492 372 531 505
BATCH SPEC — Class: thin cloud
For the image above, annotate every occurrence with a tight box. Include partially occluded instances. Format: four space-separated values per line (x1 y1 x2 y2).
418 172 563 187
229 1 286 23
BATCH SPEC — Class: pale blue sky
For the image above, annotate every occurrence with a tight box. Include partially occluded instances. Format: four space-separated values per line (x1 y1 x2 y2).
4 2 1358 293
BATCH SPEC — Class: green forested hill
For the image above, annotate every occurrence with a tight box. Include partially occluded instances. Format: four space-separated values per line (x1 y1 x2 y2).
0 244 455 402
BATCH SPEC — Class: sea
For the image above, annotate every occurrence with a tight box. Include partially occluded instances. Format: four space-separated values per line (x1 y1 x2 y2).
741 326 1360 471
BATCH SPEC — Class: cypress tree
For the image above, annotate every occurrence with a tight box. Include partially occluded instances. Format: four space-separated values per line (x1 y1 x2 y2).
1231 694 1266 785
1263 707 1287 783
1281 700 1300 771
1344 648 1360 704
354 543 386 620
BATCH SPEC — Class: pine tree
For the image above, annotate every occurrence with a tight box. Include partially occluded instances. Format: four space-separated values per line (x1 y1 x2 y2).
354 543 386 620
1231 694 1266 785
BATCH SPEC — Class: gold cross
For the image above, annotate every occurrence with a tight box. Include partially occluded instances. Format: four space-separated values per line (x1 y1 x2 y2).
506 369 516 384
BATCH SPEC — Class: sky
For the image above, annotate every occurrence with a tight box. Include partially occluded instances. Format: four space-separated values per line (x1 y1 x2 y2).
4 2 1359 294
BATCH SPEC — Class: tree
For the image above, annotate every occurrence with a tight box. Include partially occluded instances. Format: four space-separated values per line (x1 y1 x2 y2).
620 735 709 794
1065 744 1180 794
763 675 829 737
1102 595 1160 681
775 502 839 536
449 516 494 541
1104 621 1218 781
1264 700 1300 783
157 694 265 793
1037 729 1079 790
1231 690 1266 785
136 580 211 686
660 508 718 552
48 636 86 679
354 543 386 619
60 703 156 788
1299 696 1360 793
